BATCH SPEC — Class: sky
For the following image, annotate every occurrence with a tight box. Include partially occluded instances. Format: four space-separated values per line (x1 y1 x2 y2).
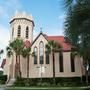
0 0 66 64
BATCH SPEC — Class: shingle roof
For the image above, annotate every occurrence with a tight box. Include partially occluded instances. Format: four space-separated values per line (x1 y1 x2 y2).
24 40 31 48
24 32 72 51
47 36 71 51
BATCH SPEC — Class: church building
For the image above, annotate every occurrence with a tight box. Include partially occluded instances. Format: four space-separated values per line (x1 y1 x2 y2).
3 12 84 80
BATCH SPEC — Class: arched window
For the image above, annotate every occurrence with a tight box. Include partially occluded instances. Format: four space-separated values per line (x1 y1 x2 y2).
17 25 21 37
45 51 49 64
59 52 63 72
34 47 38 64
26 26 29 39
39 41 44 64
70 52 75 72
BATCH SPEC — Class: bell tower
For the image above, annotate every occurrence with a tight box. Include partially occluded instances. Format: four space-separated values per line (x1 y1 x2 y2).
10 12 34 43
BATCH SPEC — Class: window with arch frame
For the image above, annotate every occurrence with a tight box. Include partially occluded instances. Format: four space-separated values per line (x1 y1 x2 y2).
26 26 29 39
17 25 21 37
34 47 38 64
39 41 44 64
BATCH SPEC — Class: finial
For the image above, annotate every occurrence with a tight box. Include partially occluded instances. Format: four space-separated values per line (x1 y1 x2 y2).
40 27 42 33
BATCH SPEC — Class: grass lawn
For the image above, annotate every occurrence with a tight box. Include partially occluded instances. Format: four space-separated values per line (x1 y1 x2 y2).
4 86 90 90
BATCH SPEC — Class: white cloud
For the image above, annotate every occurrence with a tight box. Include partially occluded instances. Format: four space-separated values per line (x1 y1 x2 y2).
5 0 22 10
0 25 10 60
58 14 66 20
0 6 4 15
0 0 22 65
0 6 8 19
0 0 22 20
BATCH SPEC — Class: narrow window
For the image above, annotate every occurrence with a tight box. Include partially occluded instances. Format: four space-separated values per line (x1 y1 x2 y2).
26 26 29 39
12 27 14 37
34 47 38 64
17 25 21 37
59 52 63 72
71 52 75 72
39 41 44 64
46 52 49 64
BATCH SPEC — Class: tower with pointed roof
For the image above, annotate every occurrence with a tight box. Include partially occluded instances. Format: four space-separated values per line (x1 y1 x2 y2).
10 11 34 43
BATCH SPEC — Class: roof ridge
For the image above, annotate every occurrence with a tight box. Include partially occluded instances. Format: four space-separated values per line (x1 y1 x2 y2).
47 35 64 37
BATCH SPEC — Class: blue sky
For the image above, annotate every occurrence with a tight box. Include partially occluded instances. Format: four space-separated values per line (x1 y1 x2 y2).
0 0 66 62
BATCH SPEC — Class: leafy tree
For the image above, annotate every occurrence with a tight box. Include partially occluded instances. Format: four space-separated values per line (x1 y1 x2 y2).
45 40 62 84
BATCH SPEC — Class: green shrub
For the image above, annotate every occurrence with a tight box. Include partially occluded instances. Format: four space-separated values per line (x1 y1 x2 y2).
0 75 7 84
0 71 3 76
37 82 51 87
14 77 84 87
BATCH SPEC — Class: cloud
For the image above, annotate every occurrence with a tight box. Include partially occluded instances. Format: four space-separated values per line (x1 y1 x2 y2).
0 6 8 19
0 0 22 20
5 0 22 10
58 14 66 20
0 25 10 58
0 0 22 65
0 6 4 15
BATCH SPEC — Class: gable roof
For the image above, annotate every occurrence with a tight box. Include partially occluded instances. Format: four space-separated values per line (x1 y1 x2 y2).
31 31 48 47
31 32 72 51
46 36 71 51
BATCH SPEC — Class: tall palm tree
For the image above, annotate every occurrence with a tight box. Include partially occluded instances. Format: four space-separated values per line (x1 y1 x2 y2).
9 38 24 78
22 47 31 78
45 40 62 84
64 0 90 84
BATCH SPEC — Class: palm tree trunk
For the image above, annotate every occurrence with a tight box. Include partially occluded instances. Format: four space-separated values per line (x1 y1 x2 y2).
15 54 18 78
52 52 55 84
19 55 21 78
27 55 29 78
86 59 89 85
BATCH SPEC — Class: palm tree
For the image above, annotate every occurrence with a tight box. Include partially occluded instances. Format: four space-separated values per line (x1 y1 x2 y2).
9 38 24 78
6 46 13 58
45 40 62 84
22 47 31 78
64 0 90 84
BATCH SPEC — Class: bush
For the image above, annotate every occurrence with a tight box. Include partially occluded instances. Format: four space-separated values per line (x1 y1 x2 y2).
0 75 7 84
37 82 51 87
0 71 3 76
14 77 87 87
